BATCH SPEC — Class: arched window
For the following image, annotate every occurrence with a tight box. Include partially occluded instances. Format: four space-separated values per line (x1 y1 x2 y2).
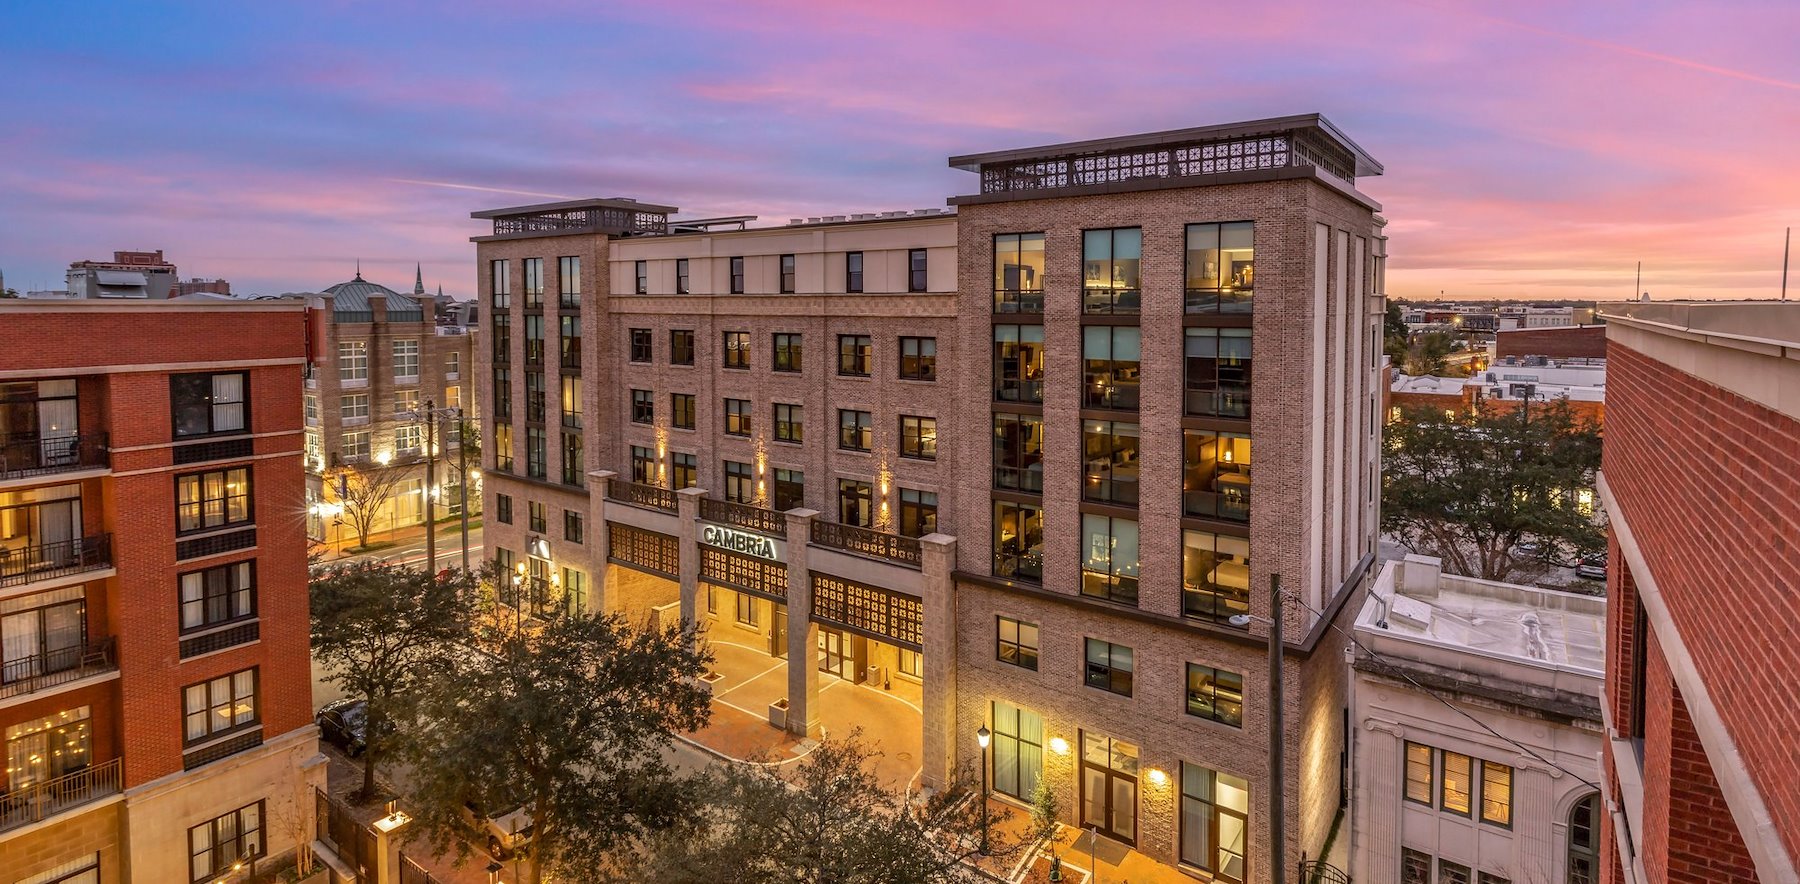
1568 792 1599 884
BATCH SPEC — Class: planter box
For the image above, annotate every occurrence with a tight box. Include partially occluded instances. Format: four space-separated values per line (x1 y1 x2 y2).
769 699 789 730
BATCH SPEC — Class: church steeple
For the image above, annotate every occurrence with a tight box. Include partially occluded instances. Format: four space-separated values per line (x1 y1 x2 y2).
354 258 362 281
414 263 425 295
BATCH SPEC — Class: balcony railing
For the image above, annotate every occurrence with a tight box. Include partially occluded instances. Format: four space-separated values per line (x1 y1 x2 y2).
811 521 921 569
0 432 108 480
0 534 113 588
1184 288 1253 314
701 498 787 536
1184 486 1251 523
1082 287 1141 314
993 289 1045 314
1185 387 1251 419
606 478 676 513
0 757 122 834
993 465 1044 494
0 637 117 701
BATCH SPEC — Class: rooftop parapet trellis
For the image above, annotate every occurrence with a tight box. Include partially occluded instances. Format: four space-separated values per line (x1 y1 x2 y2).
949 113 1381 200
471 197 678 240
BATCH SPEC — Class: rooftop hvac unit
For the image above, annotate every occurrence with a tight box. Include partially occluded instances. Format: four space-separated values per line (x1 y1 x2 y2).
788 218 805 225
852 213 877 221
881 210 908 218
806 217 821 224
824 215 846 222
915 208 941 215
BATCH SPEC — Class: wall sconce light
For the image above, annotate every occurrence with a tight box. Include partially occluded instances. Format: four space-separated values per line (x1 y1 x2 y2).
1048 737 1070 755
1146 767 1168 787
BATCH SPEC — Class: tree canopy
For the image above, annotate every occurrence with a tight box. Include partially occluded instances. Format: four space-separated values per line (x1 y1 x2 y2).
310 561 477 800
402 611 712 884
1383 399 1604 581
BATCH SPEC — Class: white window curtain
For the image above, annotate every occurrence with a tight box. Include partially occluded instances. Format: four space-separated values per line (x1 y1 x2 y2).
211 374 245 432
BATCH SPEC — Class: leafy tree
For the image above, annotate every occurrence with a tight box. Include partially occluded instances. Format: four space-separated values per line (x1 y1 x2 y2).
404 611 712 884
329 459 412 549
0 287 19 299
1402 331 1455 377
1383 301 1411 366
309 561 478 801
1383 399 1603 581
626 735 1007 884
1028 778 1059 846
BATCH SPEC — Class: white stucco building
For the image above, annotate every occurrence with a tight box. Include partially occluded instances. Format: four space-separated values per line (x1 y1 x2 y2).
1349 555 1605 884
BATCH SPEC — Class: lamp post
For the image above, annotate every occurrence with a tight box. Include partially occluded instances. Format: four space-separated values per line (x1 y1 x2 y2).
1228 574 1286 884
976 724 992 856
402 403 474 572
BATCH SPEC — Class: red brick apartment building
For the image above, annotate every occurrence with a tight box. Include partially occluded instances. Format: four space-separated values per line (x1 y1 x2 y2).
474 114 1389 881
0 300 322 883
1598 301 1800 884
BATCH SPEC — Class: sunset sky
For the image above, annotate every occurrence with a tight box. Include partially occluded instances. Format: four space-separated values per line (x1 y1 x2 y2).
3 1 1797 301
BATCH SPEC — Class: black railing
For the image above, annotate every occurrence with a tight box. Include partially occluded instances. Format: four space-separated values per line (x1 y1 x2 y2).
0 637 116 700
995 379 1044 403
0 432 108 479
993 289 1045 314
1185 387 1252 419
1185 288 1254 313
701 498 787 536
0 757 122 834
1082 287 1141 314
607 478 677 513
1184 484 1251 523
810 521 922 568
993 466 1044 494
1299 859 1351 884
1182 584 1251 623
0 534 113 588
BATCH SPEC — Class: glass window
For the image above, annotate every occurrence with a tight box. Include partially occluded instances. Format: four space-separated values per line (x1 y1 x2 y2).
780 254 796 293
993 325 1045 403
630 446 656 485
730 256 745 294
340 430 369 461
675 258 690 294
635 260 648 294
631 389 653 424
1568 793 1599 884
899 416 936 460
561 376 582 428
991 701 1044 801
492 423 513 472
724 460 753 504
489 259 511 307
395 424 423 456
899 337 936 381
528 500 546 533
774 403 803 443
189 801 263 884
526 426 546 479
1439 860 1473 884
523 315 545 365
993 232 1046 313
558 256 581 305
182 668 257 743
672 393 696 430
562 432 583 486
735 591 759 626
1183 430 1251 522
524 371 545 422
836 479 873 527
176 467 252 534
837 335 872 376
522 257 543 307
1404 742 1434 805
338 341 367 382
1084 638 1133 696
1185 221 1255 313
908 248 927 292
1181 764 1249 882
897 487 937 537
392 389 419 418
723 331 750 369
1185 328 1252 418
1401 849 1432 884
392 339 419 379
1080 514 1139 605
671 452 697 489
993 414 1044 493
560 315 581 369
773 468 804 511
629 328 652 363
773 333 803 373
1082 227 1141 314
1083 326 1140 410
1182 530 1250 622
491 313 510 364
564 509 584 543
996 616 1038 671
171 372 247 438
724 399 752 436
993 500 1043 582
1185 664 1244 727
845 251 863 293
493 367 511 417
1481 760 1513 827
837 409 872 452
1441 751 1474 816
670 329 695 365
1082 420 1139 506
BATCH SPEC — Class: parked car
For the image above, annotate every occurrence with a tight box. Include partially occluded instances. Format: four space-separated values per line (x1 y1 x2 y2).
316 699 368 757
1576 553 1607 581
463 797 534 859
1513 540 1544 558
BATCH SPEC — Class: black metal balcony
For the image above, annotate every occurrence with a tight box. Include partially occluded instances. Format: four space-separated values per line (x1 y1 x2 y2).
810 521 921 569
0 637 117 701
700 498 786 536
0 432 108 480
0 534 113 588
606 478 676 513
0 757 122 834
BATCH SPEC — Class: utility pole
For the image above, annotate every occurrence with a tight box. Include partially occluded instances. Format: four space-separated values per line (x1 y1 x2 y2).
457 408 471 571
1783 228 1790 301
1269 574 1286 884
423 398 437 573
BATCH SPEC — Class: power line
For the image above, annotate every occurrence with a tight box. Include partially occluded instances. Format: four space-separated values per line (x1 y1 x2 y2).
1281 586 1602 792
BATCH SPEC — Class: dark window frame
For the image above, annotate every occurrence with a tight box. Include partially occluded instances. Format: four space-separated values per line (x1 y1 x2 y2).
837 334 872 377
629 328 653 363
773 333 803 373
564 509 584 544
181 667 260 746
1184 662 1244 727
845 251 864 293
634 260 648 295
723 398 753 437
1083 637 1133 697
672 393 696 430
774 403 803 443
175 466 253 535
722 331 750 370
779 254 796 293
676 258 690 294
837 409 873 452
996 615 1038 670
670 329 696 365
898 336 937 381
178 559 257 634
630 389 654 424
188 800 264 884
899 415 937 461
171 371 250 439
730 256 745 294
907 248 927 292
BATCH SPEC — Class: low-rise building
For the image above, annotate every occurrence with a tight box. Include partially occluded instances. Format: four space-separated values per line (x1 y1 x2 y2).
1349 554 1604 884
1495 326 1606 361
64 250 179 299
1389 359 1604 426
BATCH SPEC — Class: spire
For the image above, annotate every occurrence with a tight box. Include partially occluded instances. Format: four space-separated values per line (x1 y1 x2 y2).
354 258 362 281
436 283 444 298
414 263 425 295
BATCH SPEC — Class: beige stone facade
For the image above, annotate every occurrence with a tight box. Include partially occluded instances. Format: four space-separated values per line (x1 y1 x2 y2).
471 115 1388 882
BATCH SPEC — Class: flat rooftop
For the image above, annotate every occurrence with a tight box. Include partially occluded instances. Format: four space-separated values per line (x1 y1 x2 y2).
1600 300 1800 350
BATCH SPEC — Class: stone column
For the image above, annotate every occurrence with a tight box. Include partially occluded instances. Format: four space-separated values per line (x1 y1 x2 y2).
588 470 616 616
1513 761 1559 883
676 487 706 638
781 509 822 737
1355 719 1406 884
919 532 958 791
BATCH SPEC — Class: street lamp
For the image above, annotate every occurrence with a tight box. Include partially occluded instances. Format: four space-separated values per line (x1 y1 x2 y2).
976 724 992 856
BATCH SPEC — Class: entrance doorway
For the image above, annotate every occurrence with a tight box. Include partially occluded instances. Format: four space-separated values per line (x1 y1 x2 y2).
1080 732 1139 844
770 604 787 659
817 629 864 682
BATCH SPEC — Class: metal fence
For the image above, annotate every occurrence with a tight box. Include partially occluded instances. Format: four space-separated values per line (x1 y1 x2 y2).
315 787 378 882
398 853 445 884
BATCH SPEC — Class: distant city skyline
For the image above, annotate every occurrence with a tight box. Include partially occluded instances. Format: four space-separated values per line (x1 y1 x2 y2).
3 1 1797 300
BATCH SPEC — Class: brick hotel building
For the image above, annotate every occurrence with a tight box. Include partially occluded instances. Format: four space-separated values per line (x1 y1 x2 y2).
473 114 1388 880
0 300 321 883
1597 301 1800 884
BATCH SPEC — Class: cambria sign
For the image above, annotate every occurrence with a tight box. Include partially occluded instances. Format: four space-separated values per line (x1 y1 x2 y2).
699 523 783 562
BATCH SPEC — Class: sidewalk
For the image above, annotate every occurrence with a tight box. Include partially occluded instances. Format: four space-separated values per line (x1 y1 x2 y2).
317 516 484 568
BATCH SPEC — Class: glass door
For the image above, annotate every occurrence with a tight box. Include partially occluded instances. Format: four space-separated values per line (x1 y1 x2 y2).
770 604 787 658
817 629 847 678
1080 732 1138 844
